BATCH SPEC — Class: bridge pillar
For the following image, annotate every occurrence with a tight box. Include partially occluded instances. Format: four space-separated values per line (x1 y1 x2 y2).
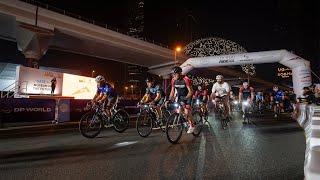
16 23 54 68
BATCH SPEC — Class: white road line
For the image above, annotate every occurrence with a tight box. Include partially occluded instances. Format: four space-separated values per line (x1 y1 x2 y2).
196 133 206 180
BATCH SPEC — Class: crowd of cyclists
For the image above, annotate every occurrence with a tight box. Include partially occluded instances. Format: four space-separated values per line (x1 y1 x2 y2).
88 66 320 135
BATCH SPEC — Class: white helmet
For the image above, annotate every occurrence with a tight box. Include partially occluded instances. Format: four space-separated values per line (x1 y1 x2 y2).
216 75 224 80
95 75 105 82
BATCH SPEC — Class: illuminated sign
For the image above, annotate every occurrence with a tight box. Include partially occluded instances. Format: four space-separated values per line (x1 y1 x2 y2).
62 73 96 99
277 67 292 78
16 66 63 95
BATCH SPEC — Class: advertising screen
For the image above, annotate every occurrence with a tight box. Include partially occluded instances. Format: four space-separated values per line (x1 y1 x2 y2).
16 66 63 95
62 73 96 99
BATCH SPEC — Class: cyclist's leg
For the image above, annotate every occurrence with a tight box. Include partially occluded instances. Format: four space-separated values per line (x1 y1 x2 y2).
224 97 231 118
106 96 117 116
280 101 284 112
184 98 194 125
159 98 165 118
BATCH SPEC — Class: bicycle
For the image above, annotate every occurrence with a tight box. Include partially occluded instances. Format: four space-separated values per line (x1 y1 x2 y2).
136 103 170 137
166 101 203 144
79 102 129 138
193 99 209 124
273 101 281 120
242 100 253 124
215 96 229 129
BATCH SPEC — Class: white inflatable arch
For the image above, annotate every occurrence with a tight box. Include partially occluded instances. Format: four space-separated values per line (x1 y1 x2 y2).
180 49 312 97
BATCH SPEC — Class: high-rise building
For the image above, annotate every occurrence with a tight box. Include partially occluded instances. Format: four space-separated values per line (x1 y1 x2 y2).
128 1 144 39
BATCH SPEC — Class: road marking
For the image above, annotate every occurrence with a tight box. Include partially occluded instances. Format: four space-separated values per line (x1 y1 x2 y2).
196 133 206 180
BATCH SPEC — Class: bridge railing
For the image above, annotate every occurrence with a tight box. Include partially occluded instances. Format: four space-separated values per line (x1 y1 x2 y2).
19 0 170 49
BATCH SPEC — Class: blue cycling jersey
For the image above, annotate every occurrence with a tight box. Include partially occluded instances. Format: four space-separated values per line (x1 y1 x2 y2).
97 83 117 97
145 85 165 100
272 90 284 101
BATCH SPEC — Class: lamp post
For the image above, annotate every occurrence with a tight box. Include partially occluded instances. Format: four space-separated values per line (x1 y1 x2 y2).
130 85 134 95
124 86 128 96
91 70 95 78
174 46 181 65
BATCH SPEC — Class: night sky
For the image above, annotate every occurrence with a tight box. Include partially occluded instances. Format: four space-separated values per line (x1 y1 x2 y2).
35 0 320 80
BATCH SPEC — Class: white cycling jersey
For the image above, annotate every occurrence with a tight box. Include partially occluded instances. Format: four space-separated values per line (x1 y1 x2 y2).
212 82 230 97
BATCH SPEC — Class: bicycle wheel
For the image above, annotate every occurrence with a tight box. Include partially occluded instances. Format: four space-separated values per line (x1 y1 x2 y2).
220 112 228 129
112 109 129 133
276 106 281 121
160 109 171 132
79 111 103 138
136 110 153 137
192 111 203 137
166 113 183 144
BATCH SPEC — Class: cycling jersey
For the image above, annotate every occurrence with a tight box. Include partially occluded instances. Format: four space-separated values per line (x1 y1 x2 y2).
194 89 208 102
145 85 165 104
211 82 230 97
171 76 192 104
239 86 254 100
272 90 284 102
256 93 264 101
97 82 117 98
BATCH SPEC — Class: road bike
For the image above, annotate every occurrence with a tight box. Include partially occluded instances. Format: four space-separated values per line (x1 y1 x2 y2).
79 102 129 138
136 103 170 137
166 101 203 144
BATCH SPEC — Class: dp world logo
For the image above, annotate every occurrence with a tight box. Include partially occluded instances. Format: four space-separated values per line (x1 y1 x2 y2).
59 103 69 113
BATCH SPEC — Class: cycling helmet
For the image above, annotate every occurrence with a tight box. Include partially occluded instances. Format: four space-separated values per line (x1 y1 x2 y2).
216 75 224 80
95 75 105 82
145 77 154 82
171 66 182 74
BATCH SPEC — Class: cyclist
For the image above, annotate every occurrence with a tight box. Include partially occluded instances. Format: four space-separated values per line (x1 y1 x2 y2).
239 81 255 120
270 85 285 118
139 77 166 118
193 84 209 117
211 75 231 119
193 85 208 104
255 91 264 113
168 66 195 133
92 75 118 117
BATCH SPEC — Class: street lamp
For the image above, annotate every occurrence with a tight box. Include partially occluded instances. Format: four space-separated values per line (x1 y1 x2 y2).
91 70 95 77
174 46 182 65
125 86 128 94
130 85 134 95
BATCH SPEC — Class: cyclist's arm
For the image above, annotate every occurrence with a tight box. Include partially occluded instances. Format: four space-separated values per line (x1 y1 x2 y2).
210 84 216 99
193 91 199 99
169 80 175 101
203 90 208 101
225 83 231 98
250 87 255 101
92 92 100 102
98 94 108 103
140 93 149 103
186 85 193 99
270 94 274 102
184 77 193 99
239 88 243 102
153 92 161 102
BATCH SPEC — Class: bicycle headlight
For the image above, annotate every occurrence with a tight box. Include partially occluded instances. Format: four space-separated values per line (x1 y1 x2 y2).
144 104 148 108
196 99 200 105
242 101 249 106
233 100 239 105
173 103 179 108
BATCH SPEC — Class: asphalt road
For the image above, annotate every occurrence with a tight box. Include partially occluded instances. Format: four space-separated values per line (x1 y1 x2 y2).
0 112 306 180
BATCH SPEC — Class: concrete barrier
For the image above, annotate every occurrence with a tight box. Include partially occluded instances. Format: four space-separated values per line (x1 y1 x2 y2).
296 104 320 179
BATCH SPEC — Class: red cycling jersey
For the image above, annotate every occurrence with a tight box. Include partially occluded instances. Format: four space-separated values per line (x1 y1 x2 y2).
194 89 208 99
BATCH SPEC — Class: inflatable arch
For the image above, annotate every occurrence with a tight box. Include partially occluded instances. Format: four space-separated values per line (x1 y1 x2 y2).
180 50 312 97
